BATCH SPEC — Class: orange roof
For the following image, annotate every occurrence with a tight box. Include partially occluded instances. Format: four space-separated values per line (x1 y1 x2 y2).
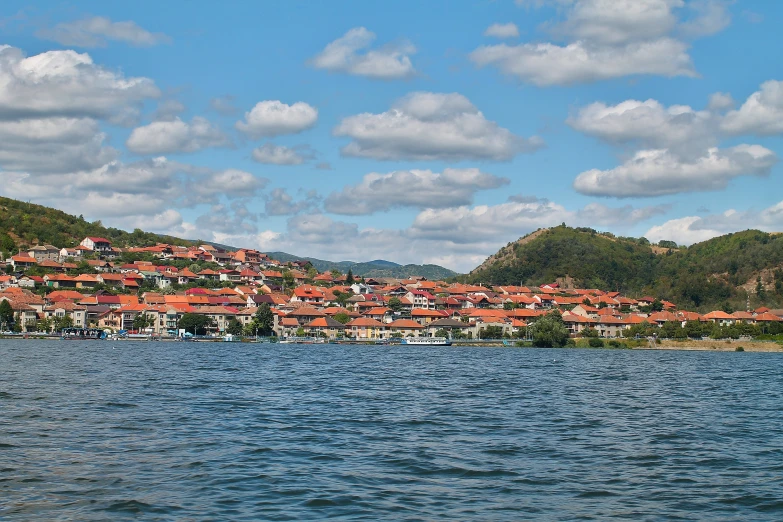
346 317 386 327
411 309 448 317
387 319 424 329
703 311 735 320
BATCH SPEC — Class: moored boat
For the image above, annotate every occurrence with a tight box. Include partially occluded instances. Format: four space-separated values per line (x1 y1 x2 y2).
400 337 452 346
60 327 106 340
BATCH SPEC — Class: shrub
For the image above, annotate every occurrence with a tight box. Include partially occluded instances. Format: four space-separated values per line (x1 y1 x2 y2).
588 337 604 348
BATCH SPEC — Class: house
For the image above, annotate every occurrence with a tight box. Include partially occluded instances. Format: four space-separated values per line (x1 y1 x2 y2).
303 316 346 339
387 318 425 338
405 290 437 310
43 302 88 329
425 317 470 338
345 317 386 339
291 285 326 305
10 255 37 270
80 237 112 253
703 311 736 326
27 245 60 263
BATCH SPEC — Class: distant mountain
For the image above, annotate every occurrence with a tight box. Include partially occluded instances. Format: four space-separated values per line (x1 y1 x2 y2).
264 251 457 279
463 225 783 311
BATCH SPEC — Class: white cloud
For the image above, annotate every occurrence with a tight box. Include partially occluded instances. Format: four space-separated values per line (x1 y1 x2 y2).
37 16 170 48
126 117 229 155
646 200 783 246
573 145 777 197
471 0 727 85
334 92 543 161
470 38 694 86
264 188 320 216
484 23 520 39
152 99 186 121
0 45 159 120
707 92 735 111
721 80 783 135
567 98 716 155
0 117 118 173
188 169 269 203
576 202 670 225
553 0 682 46
324 168 509 215
251 143 306 165
235 100 318 139
679 0 731 38
310 27 416 80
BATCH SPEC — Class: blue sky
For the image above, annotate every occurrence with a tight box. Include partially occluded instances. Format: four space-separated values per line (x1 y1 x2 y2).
1 0 782 271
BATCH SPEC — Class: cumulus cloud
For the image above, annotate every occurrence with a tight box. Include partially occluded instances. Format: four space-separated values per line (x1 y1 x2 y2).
251 143 308 165
470 38 694 86
567 98 716 155
0 117 118 173
575 202 670 225
195 202 259 235
708 92 735 111
334 92 543 161
264 188 321 216
188 169 269 204
484 23 520 39
470 0 724 85
235 100 318 139
0 45 159 120
126 117 230 154
552 0 681 45
324 168 509 215
36 16 170 48
721 80 783 135
679 0 731 38
151 99 185 121
310 27 416 80
573 145 777 197
646 200 783 245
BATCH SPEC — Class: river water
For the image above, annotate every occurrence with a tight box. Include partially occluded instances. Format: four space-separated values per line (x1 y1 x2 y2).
1 340 782 520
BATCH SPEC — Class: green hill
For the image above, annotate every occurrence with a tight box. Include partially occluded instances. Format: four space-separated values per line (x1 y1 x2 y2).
464 225 783 311
265 251 458 279
0 196 194 256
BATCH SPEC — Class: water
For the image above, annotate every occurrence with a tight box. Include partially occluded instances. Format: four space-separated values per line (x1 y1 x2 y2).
2 340 782 520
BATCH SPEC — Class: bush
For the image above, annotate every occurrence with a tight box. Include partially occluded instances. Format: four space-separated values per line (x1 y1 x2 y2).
588 337 604 348
736 346 744 352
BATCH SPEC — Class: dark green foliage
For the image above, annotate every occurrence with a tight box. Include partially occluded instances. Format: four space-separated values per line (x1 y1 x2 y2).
178 313 214 335
464 226 783 311
333 312 351 324
0 197 194 250
0 299 14 327
530 311 570 348
479 325 504 339
226 319 243 336
388 297 402 312
253 303 275 336
588 337 604 348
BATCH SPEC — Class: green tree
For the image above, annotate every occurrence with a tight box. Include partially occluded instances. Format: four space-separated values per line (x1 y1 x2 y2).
479 325 504 339
756 276 766 300
582 327 599 338
346 269 354 284
588 337 604 348
651 299 664 312
37 316 53 333
282 271 295 290
333 312 351 324
53 315 73 332
503 301 516 310
530 311 570 348
253 303 275 336
333 290 350 308
226 318 243 335
178 313 214 335
388 297 403 313
132 313 154 331
0 299 14 329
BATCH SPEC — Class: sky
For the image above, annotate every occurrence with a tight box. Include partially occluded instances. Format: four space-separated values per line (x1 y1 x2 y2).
1 0 782 272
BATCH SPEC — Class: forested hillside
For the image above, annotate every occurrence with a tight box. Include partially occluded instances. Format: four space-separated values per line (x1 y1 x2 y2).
0 197 194 256
464 226 783 311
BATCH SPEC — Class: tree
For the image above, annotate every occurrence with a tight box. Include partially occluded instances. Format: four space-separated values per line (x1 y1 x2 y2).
333 312 351 324
756 276 766 300
53 315 73 332
0 299 14 329
253 303 275 336
651 299 664 312
582 327 599 338
503 301 516 310
178 313 214 335
346 269 354 284
479 325 504 339
37 316 53 333
530 311 570 348
388 297 403 313
282 271 295 290
333 290 350 308
132 313 154 331
226 318 243 335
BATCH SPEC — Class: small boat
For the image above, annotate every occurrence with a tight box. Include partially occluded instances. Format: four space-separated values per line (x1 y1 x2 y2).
60 327 106 340
400 337 452 346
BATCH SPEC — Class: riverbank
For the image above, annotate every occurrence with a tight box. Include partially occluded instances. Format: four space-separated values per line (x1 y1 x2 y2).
650 339 783 352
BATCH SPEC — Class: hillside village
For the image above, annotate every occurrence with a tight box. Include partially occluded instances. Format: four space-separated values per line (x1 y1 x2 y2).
2 237 783 341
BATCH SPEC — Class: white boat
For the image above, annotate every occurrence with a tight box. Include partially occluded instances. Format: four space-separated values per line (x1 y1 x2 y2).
400 337 452 346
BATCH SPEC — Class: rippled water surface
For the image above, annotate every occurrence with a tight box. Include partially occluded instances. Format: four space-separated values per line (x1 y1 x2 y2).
2 340 783 520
